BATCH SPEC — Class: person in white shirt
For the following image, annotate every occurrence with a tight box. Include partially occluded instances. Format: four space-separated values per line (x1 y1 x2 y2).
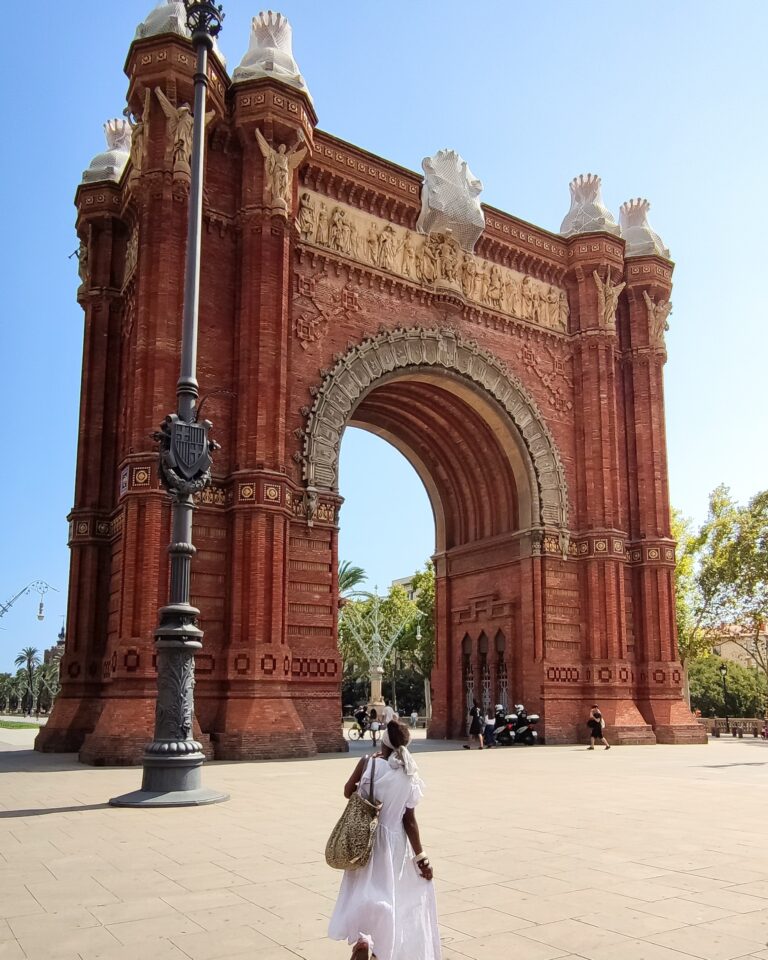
410 709 419 728
382 700 396 725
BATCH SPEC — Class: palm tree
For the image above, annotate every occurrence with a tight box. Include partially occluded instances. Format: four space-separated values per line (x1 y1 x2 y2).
14 647 40 715
339 561 367 596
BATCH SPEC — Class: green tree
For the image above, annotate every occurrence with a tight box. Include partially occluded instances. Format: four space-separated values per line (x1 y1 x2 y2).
396 563 436 717
689 656 766 719
14 647 40 715
338 561 367 596
338 583 421 707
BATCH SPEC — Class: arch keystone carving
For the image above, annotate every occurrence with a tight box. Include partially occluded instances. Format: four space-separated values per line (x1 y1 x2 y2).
301 326 569 531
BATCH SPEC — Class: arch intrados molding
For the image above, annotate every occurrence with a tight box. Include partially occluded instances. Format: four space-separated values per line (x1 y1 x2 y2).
301 326 570 530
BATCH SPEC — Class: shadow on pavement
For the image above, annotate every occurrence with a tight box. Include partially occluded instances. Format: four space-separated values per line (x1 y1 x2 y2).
0 750 82 774
0 803 110 818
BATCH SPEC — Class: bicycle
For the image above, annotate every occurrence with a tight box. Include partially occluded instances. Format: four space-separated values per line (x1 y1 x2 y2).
348 722 368 741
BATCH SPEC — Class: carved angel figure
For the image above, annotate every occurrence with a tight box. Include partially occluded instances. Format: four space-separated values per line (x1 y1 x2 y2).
128 88 151 178
155 87 194 169
593 269 626 331
643 290 672 345
255 129 307 213
76 240 89 288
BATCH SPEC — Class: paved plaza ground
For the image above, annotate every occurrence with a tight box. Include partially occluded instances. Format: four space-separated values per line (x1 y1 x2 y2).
1 726 768 960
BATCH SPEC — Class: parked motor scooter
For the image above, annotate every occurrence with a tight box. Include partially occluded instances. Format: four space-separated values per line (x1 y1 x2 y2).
494 704 540 745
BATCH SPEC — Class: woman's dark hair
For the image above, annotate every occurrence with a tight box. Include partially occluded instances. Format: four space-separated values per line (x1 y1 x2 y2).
386 720 411 749
370 708 377 718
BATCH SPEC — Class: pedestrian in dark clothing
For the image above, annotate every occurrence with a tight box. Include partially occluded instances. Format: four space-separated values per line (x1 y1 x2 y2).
463 699 485 749
587 704 610 750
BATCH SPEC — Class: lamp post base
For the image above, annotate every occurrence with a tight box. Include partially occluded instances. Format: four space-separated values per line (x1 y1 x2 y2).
109 741 228 807
110 786 228 807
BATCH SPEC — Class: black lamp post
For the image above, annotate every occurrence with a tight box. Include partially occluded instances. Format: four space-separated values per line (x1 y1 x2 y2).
719 661 730 733
111 1 227 807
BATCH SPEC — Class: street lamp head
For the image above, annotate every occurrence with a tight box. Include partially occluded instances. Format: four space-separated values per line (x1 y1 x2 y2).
183 0 224 46
719 662 728 678
37 600 45 621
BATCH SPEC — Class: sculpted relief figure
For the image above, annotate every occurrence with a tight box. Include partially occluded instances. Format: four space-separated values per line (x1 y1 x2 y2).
296 192 316 241
436 230 461 285
419 234 439 284
643 290 672 345
379 224 397 271
593 269 626 331
316 203 329 245
329 207 345 251
461 254 477 298
366 222 381 266
255 129 307 213
400 232 417 279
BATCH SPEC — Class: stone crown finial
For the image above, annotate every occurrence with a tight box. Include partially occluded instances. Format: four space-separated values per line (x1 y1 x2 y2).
416 148 485 253
134 1 227 66
233 10 311 100
560 173 620 238
82 119 132 184
619 198 669 258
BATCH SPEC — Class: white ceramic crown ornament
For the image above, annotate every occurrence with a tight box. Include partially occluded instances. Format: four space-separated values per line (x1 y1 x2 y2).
82 119 132 183
560 173 620 237
619 198 670 258
416 149 485 253
134 1 227 65
233 10 311 100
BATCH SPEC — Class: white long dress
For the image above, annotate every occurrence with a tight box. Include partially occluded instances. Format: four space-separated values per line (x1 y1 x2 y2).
328 756 442 960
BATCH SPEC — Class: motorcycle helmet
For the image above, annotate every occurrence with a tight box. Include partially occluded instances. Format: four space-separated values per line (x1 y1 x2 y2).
495 704 504 712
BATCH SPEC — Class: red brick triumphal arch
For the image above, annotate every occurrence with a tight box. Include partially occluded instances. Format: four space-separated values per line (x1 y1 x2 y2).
37 7 705 763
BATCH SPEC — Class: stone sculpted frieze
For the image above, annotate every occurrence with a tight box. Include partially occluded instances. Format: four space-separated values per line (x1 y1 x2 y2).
295 190 568 335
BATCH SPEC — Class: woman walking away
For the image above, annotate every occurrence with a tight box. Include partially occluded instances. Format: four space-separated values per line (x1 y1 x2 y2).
462 699 485 749
587 704 610 750
369 708 380 747
328 720 441 960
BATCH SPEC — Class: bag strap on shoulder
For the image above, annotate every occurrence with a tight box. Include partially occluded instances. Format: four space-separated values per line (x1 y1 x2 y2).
369 753 377 806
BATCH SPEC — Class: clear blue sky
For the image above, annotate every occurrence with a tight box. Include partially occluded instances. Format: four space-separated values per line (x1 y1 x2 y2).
1 1 766 671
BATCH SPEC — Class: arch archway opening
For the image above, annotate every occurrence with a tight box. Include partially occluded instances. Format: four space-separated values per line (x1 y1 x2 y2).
336 360 551 738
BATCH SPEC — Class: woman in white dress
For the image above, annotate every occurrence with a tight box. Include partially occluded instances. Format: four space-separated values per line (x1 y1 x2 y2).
328 720 441 960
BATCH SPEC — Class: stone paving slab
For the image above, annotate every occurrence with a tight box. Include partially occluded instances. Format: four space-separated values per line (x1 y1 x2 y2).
1 727 768 959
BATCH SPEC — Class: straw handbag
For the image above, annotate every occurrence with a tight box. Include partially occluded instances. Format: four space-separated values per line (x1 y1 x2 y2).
325 756 381 870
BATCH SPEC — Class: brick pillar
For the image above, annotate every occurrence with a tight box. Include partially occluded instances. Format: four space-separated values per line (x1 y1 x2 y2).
428 554 451 738
564 238 655 743
623 258 705 743
209 79 324 759
36 187 125 754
